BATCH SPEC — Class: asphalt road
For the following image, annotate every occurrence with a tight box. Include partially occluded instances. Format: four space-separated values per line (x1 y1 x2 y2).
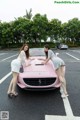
0 49 80 120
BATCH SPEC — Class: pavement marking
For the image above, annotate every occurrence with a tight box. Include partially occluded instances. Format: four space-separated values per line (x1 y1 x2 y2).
0 72 12 84
45 97 80 120
45 115 80 120
0 54 18 62
63 97 73 116
45 89 80 120
66 53 80 60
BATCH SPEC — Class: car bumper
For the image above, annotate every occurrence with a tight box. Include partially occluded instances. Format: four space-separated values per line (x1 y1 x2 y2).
60 47 68 50
17 81 61 91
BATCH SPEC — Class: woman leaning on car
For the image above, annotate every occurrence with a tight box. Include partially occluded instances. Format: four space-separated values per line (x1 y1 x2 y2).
41 44 68 98
7 44 31 98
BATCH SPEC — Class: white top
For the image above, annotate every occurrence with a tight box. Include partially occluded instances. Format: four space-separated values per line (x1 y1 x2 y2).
47 50 65 69
48 50 56 59
17 50 27 65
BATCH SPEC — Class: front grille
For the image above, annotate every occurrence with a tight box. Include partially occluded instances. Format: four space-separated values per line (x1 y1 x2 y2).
23 78 56 86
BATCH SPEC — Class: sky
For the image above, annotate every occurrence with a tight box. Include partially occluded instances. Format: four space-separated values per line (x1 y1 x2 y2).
0 0 80 23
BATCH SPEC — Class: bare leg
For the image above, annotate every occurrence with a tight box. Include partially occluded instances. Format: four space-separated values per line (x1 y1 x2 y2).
56 66 68 98
7 72 18 96
11 72 18 95
7 79 13 94
60 66 68 95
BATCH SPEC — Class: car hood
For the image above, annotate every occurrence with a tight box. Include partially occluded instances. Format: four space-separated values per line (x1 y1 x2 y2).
19 57 57 78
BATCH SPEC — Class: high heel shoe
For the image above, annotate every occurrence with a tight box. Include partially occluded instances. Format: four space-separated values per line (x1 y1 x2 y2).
7 93 13 98
12 92 18 97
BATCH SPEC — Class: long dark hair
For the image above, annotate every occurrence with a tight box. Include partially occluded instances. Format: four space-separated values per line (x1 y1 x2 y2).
44 44 50 59
20 44 30 59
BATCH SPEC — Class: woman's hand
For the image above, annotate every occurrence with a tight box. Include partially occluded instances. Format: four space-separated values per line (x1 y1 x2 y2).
26 63 31 67
41 61 46 65
41 58 50 64
30 58 35 61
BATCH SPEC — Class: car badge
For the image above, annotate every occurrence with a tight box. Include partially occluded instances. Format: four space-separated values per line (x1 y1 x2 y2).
39 79 41 84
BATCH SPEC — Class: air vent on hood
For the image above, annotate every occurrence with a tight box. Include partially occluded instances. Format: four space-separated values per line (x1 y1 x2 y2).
35 64 44 65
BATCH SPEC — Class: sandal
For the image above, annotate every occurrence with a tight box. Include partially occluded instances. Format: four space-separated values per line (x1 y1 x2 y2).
65 94 69 97
12 92 18 97
61 93 66 98
7 93 13 98
61 93 69 99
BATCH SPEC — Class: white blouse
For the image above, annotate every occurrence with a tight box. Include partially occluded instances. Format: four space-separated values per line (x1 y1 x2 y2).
17 50 27 65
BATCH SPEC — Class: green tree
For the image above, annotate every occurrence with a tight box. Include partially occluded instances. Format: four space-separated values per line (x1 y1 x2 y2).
31 14 49 46
0 22 3 45
12 17 33 44
1 22 14 48
23 8 32 20
62 18 80 45
49 19 62 42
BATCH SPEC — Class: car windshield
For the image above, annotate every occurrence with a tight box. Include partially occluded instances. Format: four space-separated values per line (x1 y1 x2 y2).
30 48 45 56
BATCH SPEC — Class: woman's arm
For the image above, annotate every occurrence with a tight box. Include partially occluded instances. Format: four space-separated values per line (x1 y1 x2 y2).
29 57 35 61
25 63 31 67
42 58 50 64
38 58 46 61
19 51 31 67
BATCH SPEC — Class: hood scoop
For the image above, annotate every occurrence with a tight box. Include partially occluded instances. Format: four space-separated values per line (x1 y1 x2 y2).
35 64 44 66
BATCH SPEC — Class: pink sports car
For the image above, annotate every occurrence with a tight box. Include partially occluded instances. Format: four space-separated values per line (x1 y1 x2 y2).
17 48 61 90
